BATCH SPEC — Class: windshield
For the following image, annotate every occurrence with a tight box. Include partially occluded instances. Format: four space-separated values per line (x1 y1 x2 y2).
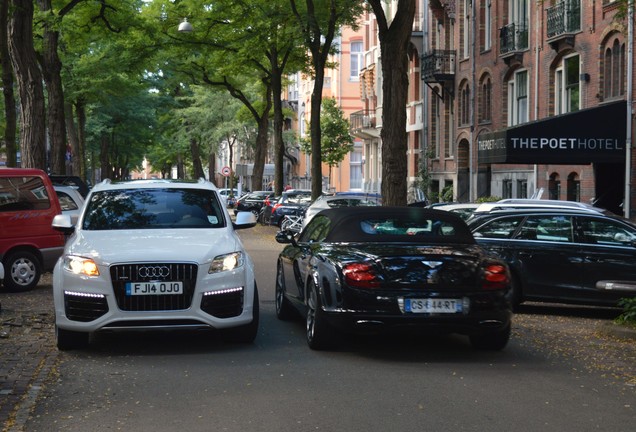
82 188 226 230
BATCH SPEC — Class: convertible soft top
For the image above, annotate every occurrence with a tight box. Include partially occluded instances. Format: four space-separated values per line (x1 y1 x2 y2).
313 206 476 244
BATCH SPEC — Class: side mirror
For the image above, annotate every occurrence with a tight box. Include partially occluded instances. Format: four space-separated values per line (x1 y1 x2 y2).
233 211 257 230
275 230 297 245
52 214 75 235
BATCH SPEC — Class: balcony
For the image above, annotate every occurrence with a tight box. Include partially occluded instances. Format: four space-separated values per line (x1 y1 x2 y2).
499 22 528 66
421 50 456 83
350 110 379 139
546 0 580 51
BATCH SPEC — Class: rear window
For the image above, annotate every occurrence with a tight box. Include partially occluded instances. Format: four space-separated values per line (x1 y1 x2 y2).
326 198 379 209
323 212 474 244
82 188 226 230
0 176 52 212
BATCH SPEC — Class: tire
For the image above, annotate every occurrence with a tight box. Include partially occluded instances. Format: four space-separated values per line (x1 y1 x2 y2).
275 262 295 320
56 326 89 351
3 251 41 291
225 284 259 343
306 281 336 350
469 323 511 351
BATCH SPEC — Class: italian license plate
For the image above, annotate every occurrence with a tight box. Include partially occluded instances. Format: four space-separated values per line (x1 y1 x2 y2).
404 298 462 314
125 281 183 296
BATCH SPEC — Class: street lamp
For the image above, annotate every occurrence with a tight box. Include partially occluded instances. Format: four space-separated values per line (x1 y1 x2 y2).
178 18 193 33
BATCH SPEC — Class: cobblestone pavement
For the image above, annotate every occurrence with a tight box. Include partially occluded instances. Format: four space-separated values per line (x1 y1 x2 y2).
0 274 57 432
0 233 635 431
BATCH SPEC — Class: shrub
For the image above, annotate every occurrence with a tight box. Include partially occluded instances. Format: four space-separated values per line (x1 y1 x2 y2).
615 297 636 326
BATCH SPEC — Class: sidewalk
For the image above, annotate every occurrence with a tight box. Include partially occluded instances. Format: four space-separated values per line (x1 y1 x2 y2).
0 275 57 432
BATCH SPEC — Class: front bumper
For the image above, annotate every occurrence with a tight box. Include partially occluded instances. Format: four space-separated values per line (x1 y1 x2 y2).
53 261 256 333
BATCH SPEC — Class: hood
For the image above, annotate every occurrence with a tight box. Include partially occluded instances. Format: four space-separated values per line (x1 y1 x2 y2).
66 228 242 265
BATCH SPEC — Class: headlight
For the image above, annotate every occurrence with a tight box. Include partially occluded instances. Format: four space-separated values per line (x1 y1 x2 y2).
63 256 100 276
208 252 244 274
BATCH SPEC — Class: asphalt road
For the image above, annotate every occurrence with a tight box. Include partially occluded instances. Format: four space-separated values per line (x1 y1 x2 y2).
16 224 636 431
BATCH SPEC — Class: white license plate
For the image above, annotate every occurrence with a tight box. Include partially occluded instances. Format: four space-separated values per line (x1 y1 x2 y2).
125 281 184 296
404 298 462 314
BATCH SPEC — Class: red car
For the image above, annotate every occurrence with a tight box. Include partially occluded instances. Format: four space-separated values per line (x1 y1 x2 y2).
0 168 65 291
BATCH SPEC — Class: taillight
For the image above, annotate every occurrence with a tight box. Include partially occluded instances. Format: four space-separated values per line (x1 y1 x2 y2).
272 203 282 211
343 263 380 288
482 264 509 290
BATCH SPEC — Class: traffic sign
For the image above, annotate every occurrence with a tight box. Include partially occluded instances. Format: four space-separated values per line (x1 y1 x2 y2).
221 166 231 177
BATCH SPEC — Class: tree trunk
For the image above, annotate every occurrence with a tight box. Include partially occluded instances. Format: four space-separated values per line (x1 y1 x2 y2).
38 0 66 175
1 0 17 167
369 0 415 206
190 137 205 179
65 102 80 175
270 48 286 197
177 153 184 179
76 99 87 181
209 152 216 183
310 65 325 200
7 0 46 170
100 134 110 180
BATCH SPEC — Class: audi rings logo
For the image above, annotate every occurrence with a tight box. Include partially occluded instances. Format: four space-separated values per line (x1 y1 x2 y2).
138 265 171 279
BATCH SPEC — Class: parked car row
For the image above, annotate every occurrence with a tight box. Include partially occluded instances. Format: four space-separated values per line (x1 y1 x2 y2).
3 168 634 353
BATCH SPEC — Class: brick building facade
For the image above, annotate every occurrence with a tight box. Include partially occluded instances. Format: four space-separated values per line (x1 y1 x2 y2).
423 0 634 216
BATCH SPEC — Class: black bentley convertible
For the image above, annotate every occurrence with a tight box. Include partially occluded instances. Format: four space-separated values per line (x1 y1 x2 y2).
275 206 513 351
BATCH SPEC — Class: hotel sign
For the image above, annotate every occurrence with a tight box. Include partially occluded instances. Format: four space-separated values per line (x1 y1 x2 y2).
478 101 626 164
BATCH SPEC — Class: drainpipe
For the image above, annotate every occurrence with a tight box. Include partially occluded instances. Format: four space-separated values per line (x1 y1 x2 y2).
470 0 476 201
625 2 633 218
533 1 540 195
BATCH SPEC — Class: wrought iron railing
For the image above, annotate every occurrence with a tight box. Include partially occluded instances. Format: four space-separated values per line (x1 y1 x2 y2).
499 22 529 55
421 50 456 82
350 110 376 132
546 0 581 39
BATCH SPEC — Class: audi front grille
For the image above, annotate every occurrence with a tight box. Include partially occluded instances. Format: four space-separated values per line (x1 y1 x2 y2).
110 263 198 311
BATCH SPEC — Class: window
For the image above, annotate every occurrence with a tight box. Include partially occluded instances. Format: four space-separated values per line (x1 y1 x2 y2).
516 179 528 198
508 70 528 126
473 216 524 239
350 41 363 82
603 38 626 100
463 0 471 59
517 215 573 242
579 218 636 246
502 180 513 198
567 172 580 202
549 173 561 200
555 55 580 114
459 82 470 126
431 96 440 158
349 145 363 190
484 0 492 50
0 177 52 212
479 76 492 123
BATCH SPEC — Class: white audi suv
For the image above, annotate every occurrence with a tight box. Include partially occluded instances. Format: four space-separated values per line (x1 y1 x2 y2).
51 178 258 350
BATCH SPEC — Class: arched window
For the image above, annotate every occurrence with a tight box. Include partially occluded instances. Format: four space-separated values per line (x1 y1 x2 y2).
549 173 561 200
459 82 470 126
567 172 580 202
602 37 626 100
479 75 492 123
